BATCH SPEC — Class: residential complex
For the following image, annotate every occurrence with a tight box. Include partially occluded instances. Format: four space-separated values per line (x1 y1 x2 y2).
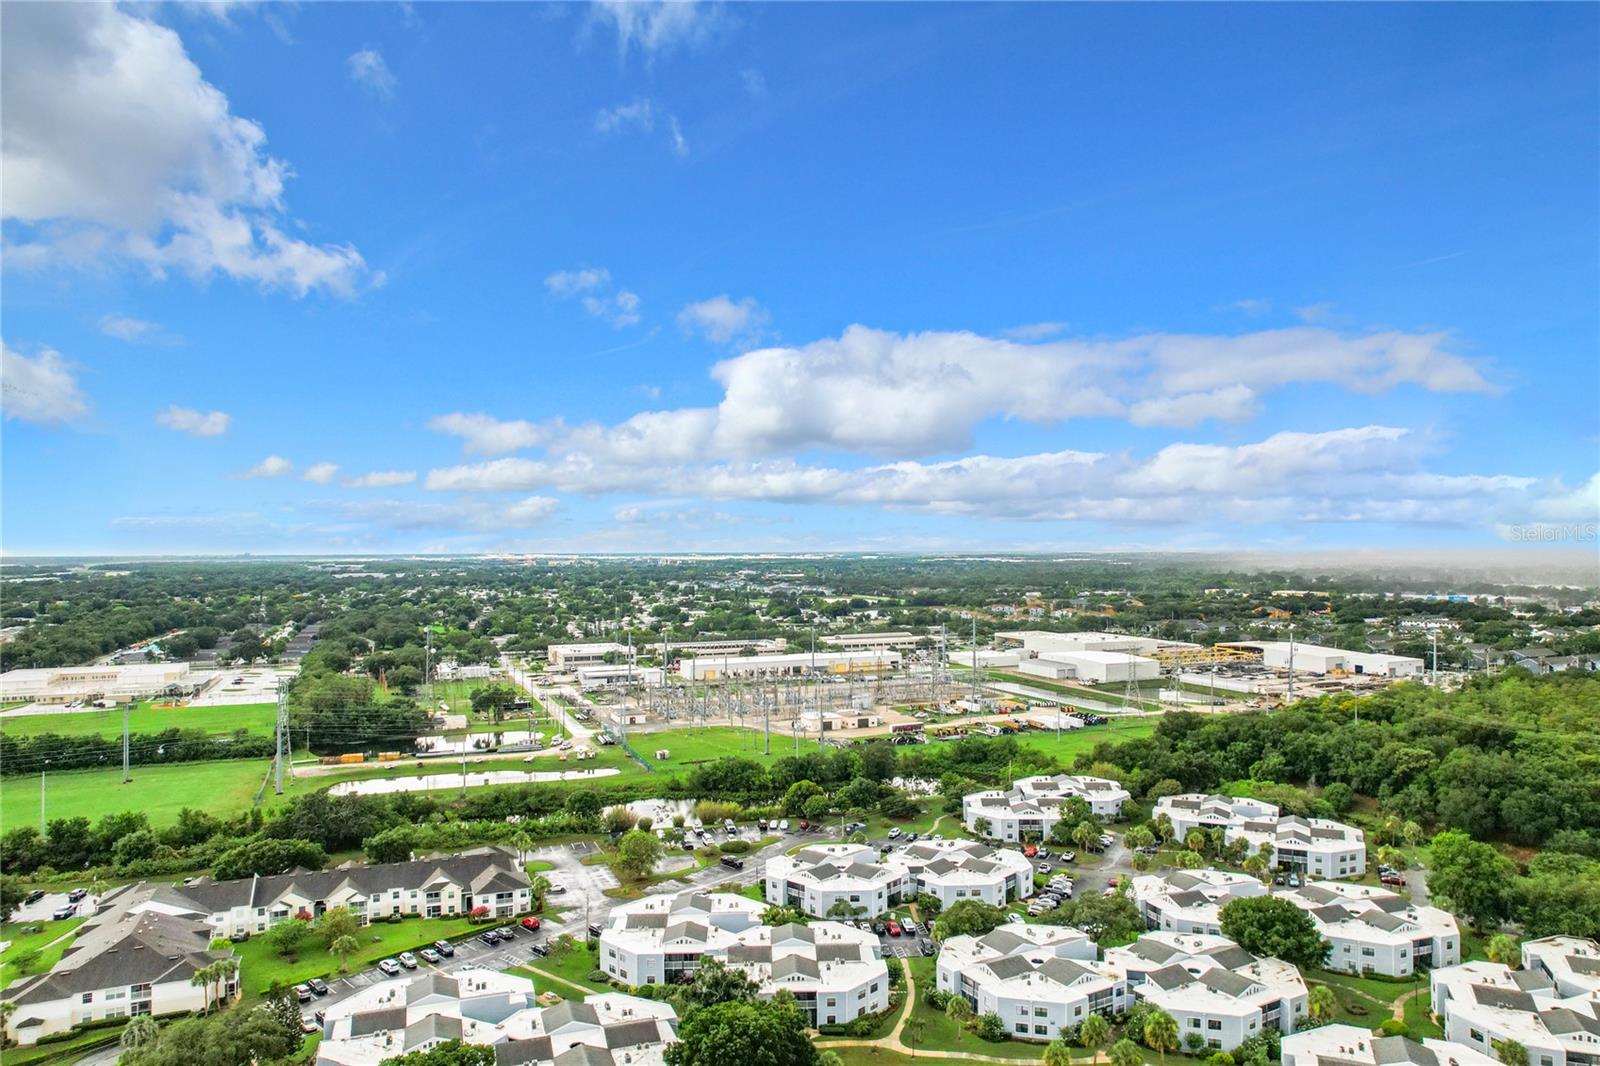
1153 794 1367 878
1522 937 1600 999
1429 956 1600 1066
936 924 1127 1043
1282 1025 1499 1066
1276 881 1460 977
1105 931 1309 1052
880 839 1036 909
597 892 888 1026
3 883 237 1046
765 840 1034 917
963 774 1133 840
315 975 679 1066
1131 869 1266 935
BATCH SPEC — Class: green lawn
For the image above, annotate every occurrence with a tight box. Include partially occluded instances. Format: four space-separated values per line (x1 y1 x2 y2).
232 915 483 998
1012 718 1158 763
901 956 1066 1058
517 939 615 995
1 918 85 988
2 758 280 827
633 727 796 770
0 701 279 740
1402 988 1443 1038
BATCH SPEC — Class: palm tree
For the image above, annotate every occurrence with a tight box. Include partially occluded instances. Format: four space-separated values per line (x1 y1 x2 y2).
1044 1038 1075 1066
1485 934 1521 966
904 1015 926 1058
510 830 535 864
1131 853 1153 874
1079 1012 1111 1058
530 874 553 912
1307 985 1338 1024
1128 826 1156 851
1144 1009 1180 1066
1184 829 1207 854
330 934 360 973
1072 821 1099 854
1153 814 1174 844
120 1014 160 1052
190 962 218 1013
1174 849 1203 869
214 957 239 1005
1401 821 1426 848
1108 1038 1144 1066
945 995 973 1037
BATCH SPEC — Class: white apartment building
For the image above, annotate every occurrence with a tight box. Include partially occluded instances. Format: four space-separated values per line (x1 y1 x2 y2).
936 924 1125 1043
881 840 1035 909
1522 937 1600 999
1282 1025 1500 1066
963 775 1132 840
597 899 887 1027
315 976 679 1066
1154 794 1367 879
2 885 238 1046
1131 869 1267 934
1106 932 1309 1052
1429 960 1600 1066
765 844 900 917
1276 881 1460 977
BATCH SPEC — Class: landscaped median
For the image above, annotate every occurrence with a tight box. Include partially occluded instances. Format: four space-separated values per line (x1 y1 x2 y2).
229 914 482 999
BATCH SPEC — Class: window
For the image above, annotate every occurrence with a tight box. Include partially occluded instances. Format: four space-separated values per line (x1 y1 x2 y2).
1362 948 1376 957
1017 1006 1028 1016
81 993 93 1004
1208 1021 1222 1031
1034 1025 1048 1035
1015 1024 1029 1034
1035 1008 1048 1018
1190 1019 1201 1029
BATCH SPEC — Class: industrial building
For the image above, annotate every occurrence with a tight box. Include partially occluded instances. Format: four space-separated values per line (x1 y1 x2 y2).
675 650 900 681
1014 650 1160 684
996 630 1197 656
821 631 923 652
1216 641 1423 678
572 664 665 690
547 642 628 670
0 663 196 705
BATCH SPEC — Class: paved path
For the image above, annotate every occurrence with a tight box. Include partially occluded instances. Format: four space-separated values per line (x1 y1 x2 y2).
502 655 594 742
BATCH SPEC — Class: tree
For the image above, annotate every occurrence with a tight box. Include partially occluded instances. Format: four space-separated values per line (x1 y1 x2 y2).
263 984 304 1047
1043 1039 1075 1066
676 956 760 1010
316 906 359 946
331 934 360 973
762 904 808 927
605 806 640 835
1072 821 1100 854
191 963 219 1013
1429 831 1518 929
268 917 314 960
364 824 419 864
1079 1011 1110 1055
1485 934 1521 966
976 1012 1007 1042
1207 1054 1236 1066
384 1040 498 1065
615 829 664 882
1492 1039 1530 1066
121 1014 161 1053
1128 825 1156 851
784 781 826 816
662 997 819 1066
510 830 535 864
933 899 1007 940
1307 985 1337 1024
1144 1009 1180 1066
1218 896 1329 968
945 994 973 1034
1108 1039 1144 1066
803 795 832 822
0 876 27 922
904 1015 927 1058
213 837 327 880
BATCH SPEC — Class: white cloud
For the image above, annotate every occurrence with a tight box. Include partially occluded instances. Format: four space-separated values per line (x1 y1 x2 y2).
667 115 688 157
316 494 558 532
582 290 641 327
346 48 396 98
343 469 417 488
1128 385 1259 428
302 462 340 484
238 454 292 478
589 0 719 58
1 4 368 296
427 413 548 455
741 68 767 98
155 404 230 437
545 267 611 296
99 315 172 343
677 294 769 345
1000 322 1068 341
595 98 655 134
1218 298 1272 316
0 342 88 425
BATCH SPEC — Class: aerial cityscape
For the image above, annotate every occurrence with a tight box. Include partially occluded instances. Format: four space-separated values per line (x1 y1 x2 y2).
0 5 1596 1066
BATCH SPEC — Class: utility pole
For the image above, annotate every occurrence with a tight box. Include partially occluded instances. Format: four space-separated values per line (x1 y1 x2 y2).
461 747 468 802
40 769 46 834
1286 624 1296 705
274 680 286 795
1431 630 1439 687
121 700 132 784
812 628 823 751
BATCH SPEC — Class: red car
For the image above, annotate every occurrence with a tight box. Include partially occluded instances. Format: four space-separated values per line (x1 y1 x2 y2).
1022 845 1038 858
885 920 902 937
520 917 542 931
799 821 810 831
1380 875 1407 888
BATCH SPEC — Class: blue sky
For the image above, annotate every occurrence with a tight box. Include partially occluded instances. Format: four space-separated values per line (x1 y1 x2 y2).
2 1 1596 555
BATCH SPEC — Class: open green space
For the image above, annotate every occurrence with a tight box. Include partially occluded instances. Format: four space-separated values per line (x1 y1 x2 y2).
1 917 85 987
519 939 616 995
3 758 279 827
900 956 1072 1058
986 671 1163 713
634 726 794 770
0 701 279 740
1011 717 1158 762
231 914 483 999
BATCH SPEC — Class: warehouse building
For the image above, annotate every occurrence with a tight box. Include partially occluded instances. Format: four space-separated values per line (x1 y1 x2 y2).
1216 642 1423 678
821 632 923 652
547 642 629 670
676 650 900 681
997 631 1168 655
0 663 196 705
1036 650 1161 684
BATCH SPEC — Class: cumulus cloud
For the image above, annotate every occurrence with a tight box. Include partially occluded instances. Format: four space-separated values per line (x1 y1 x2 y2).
1 342 88 425
238 454 292 478
545 267 611 296
343 469 417 488
99 315 173 344
677 294 769 345
1000 322 1068 341
1127 385 1259 428
346 47 396 98
594 98 655 134
302 462 340 484
427 413 549 455
1 4 368 296
155 404 230 437
589 0 720 58
545 266 640 326
582 290 641 328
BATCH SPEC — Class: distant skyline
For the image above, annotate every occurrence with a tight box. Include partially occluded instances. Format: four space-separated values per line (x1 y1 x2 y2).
2 2 1596 557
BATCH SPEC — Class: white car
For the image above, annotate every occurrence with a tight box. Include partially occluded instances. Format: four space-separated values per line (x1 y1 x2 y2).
778 820 790 831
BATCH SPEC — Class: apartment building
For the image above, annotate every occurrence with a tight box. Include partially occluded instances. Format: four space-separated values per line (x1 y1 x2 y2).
315 975 679 1066
1282 1025 1499 1066
1276 881 1460 977
765 844 900 917
1153 794 1367 879
1131 869 1267 934
936 924 1125 1043
1105 931 1308 1052
158 846 533 938
963 774 1133 840
2 884 238 1046
1429 961 1600 1066
1522 938 1600 999
598 889 768 986
881 840 1036 909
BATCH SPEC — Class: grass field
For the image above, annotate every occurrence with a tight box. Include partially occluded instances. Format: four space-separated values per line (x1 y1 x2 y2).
2 758 279 827
0 701 279 740
1011 717 1157 761
0 917 85 986
633 726 799 770
232 915 482 998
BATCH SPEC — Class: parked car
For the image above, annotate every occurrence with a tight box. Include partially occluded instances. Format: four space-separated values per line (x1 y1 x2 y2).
300 1018 320 1034
920 939 937 956
1037 863 1052 874
478 932 500 946
294 984 313 1003
885 920 903 936
433 939 456 957
1381 875 1408 887
798 821 810 831
1037 848 1051 859
307 978 329 996
67 888 87 903
871 922 886 935
903 919 921 936
521 917 542 931
1005 912 1025 923
23 890 44 905
378 958 402 976
399 951 419 969
314 1010 327 1026
51 905 76 921
778 820 790 831
420 948 442 964
530 943 549 957
888 827 901 839
499 926 517 939
720 856 745 870
547 882 566 894
1022 844 1038 858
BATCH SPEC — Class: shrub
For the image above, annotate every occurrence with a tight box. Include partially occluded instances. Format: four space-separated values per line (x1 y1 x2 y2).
1378 1020 1408 1037
721 840 752 855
